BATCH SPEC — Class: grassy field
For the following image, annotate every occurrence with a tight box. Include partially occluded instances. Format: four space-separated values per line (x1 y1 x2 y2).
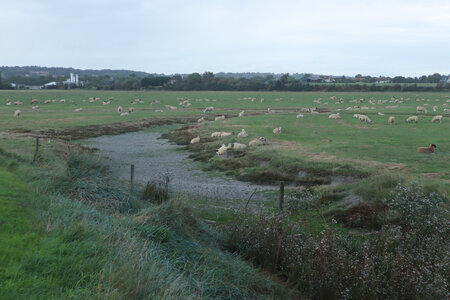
1 89 449 298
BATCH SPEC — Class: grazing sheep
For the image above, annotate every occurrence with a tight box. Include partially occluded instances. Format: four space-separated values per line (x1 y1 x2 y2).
103 101 111 105
128 107 135 113
433 105 438 112
406 116 418 123
388 116 395 125
197 117 205 123
431 115 443 123
237 129 248 138
44 100 51 104
238 110 245 117
117 106 123 113
217 143 232 155
190 136 200 144
120 112 129 117
14 110 21 118
203 106 214 113
358 115 372 123
165 105 177 110
328 113 341 119
378 112 385 116
32 105 39 110
211 131 233 138
249 137 267 146
417 144 436 153
59 99 66 103
416 106 427 113
215 115 225 121
296 113 304 118
14 101 23 105
272 127 282 134
74 108 83 112
31 99 39 104
233 142 247 149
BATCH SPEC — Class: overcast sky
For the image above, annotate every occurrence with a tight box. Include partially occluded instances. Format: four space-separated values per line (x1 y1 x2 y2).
1 0 449 76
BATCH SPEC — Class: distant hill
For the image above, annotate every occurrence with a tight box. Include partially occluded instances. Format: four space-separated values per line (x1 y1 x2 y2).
0 66 151 78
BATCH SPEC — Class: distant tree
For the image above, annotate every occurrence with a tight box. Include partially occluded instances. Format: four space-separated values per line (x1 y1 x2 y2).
186 73 203 90
428 73 441 83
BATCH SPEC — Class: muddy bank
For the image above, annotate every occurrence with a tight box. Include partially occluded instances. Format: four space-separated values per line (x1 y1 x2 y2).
85 129 278 202
31 115 203 140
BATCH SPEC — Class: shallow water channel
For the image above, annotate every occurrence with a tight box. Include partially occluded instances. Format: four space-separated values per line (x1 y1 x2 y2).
85 126 279 203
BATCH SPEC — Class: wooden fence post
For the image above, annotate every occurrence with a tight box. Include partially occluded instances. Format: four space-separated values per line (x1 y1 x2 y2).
279 181 285 213
32 137 40 162
130 164 135 193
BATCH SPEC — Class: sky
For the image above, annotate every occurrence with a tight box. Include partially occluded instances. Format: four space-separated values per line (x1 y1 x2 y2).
1 0 449 76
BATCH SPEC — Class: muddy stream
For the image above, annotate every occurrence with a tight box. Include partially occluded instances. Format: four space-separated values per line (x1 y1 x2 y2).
85 126 279 202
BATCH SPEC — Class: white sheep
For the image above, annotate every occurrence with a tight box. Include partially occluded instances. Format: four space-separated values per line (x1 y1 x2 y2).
249 137 267 146
117 106 123 113
388 116 395 125
433 105 438 112
431 115 443 123
406 116 418 123
237 129 248 138
272 127 282 134
203 106 214 113
103 101 111 105
197 117 205 123
44 100 51 104
211 132 222 137
120 112 129 117
378 112 385 116
233 142 247 149
217 143 231 155
14 110 21 118
215 115 225 121
31 99 38 104
353 114 360 119
74 108 83 112
14 101 23 105
190 136 200 144
238 110 245 117
155 109 164 112
328 113 341 119
358 115 372 123
165 105 177 110
416 106 427 113
32 105 39 110
211 131 233 138
296 114 304 118
128 107 135 113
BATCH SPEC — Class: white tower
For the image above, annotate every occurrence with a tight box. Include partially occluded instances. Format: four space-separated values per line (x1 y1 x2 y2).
70 73 74 83
75 74 79 86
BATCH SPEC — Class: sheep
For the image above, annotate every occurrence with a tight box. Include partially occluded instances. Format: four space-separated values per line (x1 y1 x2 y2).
272 127 282 134
215 115 225 121
211 132 222 137
358 114 372 123
296 114 304 118
416 106 427 113
249 137 267 146
211 131 234 138
74 108 83 112
238 110 245 117
431 115 443 123
117 106 123 113
31 99 39 104
44 100 51 104
406 116 418 123
217 143 232 155
120 112 129 117
190 136 200 144
197 117 205 123
165 105 177 110
417 144 436 153
233 142 247 149
378 112 385 116
103 101 111 105
155 109 164 112
237 129 248 138
388 116 395 125
353 114 360 119
128 107 135 113
14 110 21 118
267 108 275 114
433 105 438 112
328 113 341 119
59 99 66 103
14 101 23 105
203 106 214 113
32 105 39 110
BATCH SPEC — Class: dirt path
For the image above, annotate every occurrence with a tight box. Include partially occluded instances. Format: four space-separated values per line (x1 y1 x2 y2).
85 128 279 202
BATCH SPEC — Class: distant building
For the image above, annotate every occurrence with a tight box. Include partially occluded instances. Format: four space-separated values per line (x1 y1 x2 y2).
300 75 324 83
43 81 57 87
63 73 80 86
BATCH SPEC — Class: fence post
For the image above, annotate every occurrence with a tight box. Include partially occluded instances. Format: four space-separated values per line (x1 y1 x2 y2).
130 164 135 193
279 181 284 213
32 137 40 162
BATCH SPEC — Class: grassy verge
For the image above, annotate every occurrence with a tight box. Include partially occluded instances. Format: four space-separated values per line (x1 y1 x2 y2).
0 140 290 299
